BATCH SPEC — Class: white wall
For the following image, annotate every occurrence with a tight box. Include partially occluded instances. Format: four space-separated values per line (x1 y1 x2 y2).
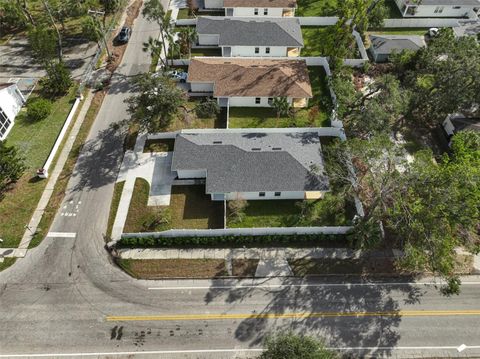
298 16 338 26
177 169 207 178
228 96 292 107
0 85 24 122
204 0 223 9
224 191 306 201
231 7 284 17
190 82 214 92
229 45 287 57
412 5 478 17
198 34 220 45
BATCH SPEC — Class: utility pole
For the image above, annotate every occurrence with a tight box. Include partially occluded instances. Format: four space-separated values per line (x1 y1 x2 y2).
88 9 112 60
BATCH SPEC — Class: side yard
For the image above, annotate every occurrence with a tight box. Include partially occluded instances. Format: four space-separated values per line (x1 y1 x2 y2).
0 85 78 248
228 67 332 128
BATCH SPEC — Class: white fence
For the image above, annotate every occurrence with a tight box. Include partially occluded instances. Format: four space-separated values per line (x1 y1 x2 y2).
298 16 338 26
383 18 460 28
122 226 353 239
38 97 81 178
176 19 196 26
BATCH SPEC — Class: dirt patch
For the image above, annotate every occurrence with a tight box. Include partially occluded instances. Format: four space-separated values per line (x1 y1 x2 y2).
289 257 403 277
117 258 228 279
106 0 143 73
232 259 259 277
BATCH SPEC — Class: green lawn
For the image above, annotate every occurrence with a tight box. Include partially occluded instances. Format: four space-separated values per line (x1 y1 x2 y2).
227 194 355 228
191 48 222 57
368 28 429 36
124 178 171 233
301 27 329 57
296 0 339 16
106 181 125 239
170 185 224 229
143 138 176 152
0 86 78 248
228 67 331 128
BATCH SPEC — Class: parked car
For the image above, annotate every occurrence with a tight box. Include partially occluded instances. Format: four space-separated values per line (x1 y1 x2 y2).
167 70 188 83
117 26 131 43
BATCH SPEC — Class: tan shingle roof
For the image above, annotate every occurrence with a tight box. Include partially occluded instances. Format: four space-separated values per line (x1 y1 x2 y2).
187 58 312 98
223 0 297 8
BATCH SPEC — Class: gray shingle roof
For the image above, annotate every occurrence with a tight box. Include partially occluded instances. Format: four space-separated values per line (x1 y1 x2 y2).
171 131 329 193
369 34 426 55
197 16 303 47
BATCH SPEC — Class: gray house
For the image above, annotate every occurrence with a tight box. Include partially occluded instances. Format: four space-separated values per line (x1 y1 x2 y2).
171 129 329 201
369 34 426 62
196 16 303 57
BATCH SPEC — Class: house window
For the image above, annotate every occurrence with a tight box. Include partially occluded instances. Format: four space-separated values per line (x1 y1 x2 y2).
268 97 273 105
259 192 266 197
264 8 268 15
254 8 259 15
265 47 270 54
255 47 260 54
255 97 261 104
452 6 461 9
434 6 444 13
274 192 281 197
0 107 12 139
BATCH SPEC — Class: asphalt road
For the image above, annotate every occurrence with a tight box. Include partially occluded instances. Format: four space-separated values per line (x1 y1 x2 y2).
1 5 480 359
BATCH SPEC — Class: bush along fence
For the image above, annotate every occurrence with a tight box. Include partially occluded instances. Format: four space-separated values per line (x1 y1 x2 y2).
117 232 353 249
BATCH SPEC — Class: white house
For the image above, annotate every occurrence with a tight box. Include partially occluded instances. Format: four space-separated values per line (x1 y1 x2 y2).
204 0 297 17
394 0 480 17
171 129 329 201
187 58 312 108
196 17 303 57
368 34 426 62
0 83 25 141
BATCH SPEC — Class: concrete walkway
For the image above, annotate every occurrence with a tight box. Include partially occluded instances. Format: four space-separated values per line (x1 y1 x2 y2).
112 133 176 240
0 92 94 259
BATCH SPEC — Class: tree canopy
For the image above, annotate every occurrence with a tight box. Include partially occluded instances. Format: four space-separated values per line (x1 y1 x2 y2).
125 73 186 132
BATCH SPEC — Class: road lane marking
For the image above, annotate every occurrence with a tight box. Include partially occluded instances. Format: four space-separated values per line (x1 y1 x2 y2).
106 310 480 322
46 232 76 238
2 346 480 357
147 281 480 290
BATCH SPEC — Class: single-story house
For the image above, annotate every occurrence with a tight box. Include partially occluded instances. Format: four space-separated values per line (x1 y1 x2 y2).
369 34 426 62
187 58 312 107
196 16 303 57
171 129 329 201
204 0 297 17
394 0 480 17
442 113 480 145
0 83 25 141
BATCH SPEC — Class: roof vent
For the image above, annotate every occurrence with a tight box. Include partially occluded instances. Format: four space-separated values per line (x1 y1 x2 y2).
251 148 261 151
272 147 282 151
213 141 222 144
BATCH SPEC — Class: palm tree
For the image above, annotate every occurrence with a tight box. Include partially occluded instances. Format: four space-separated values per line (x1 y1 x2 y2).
178 26 198 58
271 97 291 124
143 36 166 68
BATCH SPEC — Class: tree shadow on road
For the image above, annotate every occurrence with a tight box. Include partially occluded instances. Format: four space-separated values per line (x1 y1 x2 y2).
203 276 425 357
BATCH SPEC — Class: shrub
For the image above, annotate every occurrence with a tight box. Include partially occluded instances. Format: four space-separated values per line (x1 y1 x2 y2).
40 62 72 97
26 98 52 121
194 98 220 118
117 232 350 249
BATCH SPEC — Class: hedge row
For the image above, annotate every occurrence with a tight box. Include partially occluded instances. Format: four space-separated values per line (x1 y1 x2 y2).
117 233 351 249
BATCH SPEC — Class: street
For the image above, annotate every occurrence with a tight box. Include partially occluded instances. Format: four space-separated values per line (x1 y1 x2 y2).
1 4 480 359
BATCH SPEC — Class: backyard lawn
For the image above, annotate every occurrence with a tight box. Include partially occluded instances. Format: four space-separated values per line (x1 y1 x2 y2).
296 0 339 16
167 98 225 130
170 185 224 229
0 86 78 248
227 194 356 228
228 67 331 128
301 27 329 57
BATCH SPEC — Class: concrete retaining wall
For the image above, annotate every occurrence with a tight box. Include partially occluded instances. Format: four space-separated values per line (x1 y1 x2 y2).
122 226 353 239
